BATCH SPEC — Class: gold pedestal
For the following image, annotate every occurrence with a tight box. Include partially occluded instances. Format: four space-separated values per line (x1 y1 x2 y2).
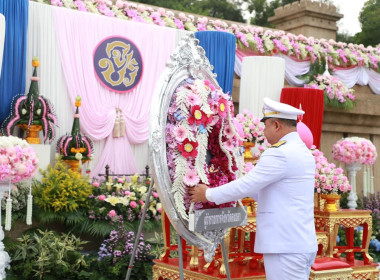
243 141 256 162
17 124 42 144
63 159 88 172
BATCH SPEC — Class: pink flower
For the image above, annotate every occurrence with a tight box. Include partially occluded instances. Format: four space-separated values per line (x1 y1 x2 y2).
218 98 229 118
139 200 145 205
125 191 131 196
92 182 100 187
223 125 234 139
153 192 159 198
173 125 187 142
108 210 116 218
130 201 137 208
98 195 106 201
186 92 200 106
183 169 200 186
223 138 235 151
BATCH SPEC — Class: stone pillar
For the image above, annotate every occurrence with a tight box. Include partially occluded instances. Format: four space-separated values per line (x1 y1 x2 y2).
268 0 343 40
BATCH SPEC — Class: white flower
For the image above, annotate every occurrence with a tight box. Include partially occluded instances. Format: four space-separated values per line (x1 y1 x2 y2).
36 109 42 115
21 109 27 115
75 153 83 160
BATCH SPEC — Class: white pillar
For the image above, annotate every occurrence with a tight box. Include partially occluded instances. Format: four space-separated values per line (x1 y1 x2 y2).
346 162 362 210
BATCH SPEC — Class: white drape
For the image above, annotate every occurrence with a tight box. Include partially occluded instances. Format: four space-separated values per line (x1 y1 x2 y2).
239 56 285 118
234 53 380 94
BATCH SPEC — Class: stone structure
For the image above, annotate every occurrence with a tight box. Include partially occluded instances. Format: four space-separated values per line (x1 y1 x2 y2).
268 0 343 40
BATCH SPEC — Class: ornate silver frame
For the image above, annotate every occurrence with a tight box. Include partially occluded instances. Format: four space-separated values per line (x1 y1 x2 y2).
149 34 227 262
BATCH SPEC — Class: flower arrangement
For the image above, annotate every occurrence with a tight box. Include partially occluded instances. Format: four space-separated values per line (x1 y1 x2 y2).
89 175 161 224
166 78 243 219
312 149 351 194
2 58 58 143
96 223 152 279
0 136 39 183
235 109 265 143
304 74 355 110
33 157 92 212
1 182 30 212
332 137 377 165
57 96 93 164
37 0 380 71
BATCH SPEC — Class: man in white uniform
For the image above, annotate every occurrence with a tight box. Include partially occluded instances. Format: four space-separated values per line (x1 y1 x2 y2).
189 97 318 280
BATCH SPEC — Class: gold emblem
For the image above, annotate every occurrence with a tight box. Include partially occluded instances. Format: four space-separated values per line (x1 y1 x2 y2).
271 140 286 148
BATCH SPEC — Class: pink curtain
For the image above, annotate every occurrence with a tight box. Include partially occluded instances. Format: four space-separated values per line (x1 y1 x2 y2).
52 7 176 175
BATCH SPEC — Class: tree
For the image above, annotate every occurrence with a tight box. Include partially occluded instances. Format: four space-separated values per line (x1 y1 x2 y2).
247 0 298 28
131 0 245 23
354 0 380 46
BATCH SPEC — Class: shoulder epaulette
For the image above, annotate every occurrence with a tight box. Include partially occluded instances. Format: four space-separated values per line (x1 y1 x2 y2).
271 140 287 148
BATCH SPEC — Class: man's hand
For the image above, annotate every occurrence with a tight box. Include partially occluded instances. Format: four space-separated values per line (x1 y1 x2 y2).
188 184 209 203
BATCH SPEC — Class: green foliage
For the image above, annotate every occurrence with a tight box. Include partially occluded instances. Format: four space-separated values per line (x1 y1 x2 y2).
33 158 93 212
132 0 245 22
7 229 88 280
354 0 380 46
296 61 328 84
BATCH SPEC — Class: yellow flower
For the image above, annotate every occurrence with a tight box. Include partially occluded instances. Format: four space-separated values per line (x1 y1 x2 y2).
130 174 139 183
120 196 130 206
106 196 120 206
129 192 137 200
139 186 147 194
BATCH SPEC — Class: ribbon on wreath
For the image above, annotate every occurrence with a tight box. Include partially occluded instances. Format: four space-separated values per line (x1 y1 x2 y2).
26 182 33 225
5 184 12 231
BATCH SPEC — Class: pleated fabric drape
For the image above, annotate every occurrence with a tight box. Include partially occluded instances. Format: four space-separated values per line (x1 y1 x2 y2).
280 87 324 149
195 31 236 95
0 0 28 124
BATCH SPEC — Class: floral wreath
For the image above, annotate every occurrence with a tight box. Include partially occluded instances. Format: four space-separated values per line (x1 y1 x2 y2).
166 79 244 220
332 137 377 165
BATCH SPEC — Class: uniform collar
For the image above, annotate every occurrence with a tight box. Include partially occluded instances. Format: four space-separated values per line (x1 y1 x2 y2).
279 131 299 142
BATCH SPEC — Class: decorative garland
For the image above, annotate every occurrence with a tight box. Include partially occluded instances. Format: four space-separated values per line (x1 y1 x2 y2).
166 79 243 221
35 0 380 71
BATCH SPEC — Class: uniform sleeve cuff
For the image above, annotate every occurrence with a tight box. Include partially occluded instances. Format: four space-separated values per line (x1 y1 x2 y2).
205 188 214 202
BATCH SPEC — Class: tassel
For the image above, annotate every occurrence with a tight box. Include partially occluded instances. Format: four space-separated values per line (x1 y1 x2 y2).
5 188 12 231
26 183 33 225
119 111 126 137
113 109 120 138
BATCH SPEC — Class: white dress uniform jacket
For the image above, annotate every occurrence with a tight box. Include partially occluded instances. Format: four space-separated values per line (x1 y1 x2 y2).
207 132 318 254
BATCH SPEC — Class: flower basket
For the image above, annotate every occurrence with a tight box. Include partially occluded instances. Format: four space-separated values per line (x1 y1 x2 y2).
321 193 341 212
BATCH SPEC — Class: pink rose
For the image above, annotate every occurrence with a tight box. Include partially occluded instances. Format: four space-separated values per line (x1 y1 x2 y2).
125 191 131 196
153 192 159 198
139 200 145 205
108 210 116 218
92 182 100 187
130 201 137 208
98 195 106 201
157 208 162 213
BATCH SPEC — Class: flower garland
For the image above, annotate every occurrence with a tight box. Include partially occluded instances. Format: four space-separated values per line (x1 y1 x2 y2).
0 136 39 183
166 79 243 220
304 74 355 110
332 137 377 165
35 0 380 71
312 149 351 195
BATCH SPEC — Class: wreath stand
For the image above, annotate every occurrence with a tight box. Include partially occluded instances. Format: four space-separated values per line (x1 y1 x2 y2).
125 177 233 280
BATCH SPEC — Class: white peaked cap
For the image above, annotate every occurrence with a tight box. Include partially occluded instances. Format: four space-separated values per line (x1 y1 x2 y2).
261 97 304 121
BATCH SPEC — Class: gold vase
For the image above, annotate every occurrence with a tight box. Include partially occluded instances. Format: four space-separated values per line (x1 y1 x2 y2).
243 141 256 162
241 197 257 215
17 124 42 144
321 194 341 212
63 159 80 172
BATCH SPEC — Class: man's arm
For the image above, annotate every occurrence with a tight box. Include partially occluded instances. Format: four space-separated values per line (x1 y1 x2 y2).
189 149 287 204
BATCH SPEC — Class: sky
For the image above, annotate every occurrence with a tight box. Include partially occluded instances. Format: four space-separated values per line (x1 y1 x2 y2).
331 0 366 35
